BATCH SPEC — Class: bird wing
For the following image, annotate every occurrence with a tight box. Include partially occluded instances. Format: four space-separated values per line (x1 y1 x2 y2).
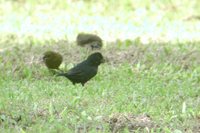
66 62 86 77
61 60 98 85
67 68 83 76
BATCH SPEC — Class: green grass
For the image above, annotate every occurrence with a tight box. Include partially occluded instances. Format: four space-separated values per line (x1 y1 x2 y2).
0 0 200 132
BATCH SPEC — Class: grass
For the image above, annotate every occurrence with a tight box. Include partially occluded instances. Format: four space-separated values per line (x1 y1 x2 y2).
0 0 200 132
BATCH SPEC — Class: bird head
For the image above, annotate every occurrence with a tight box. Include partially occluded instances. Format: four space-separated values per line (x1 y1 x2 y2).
86 52 105 66
43 51 54 61
90 41 102 50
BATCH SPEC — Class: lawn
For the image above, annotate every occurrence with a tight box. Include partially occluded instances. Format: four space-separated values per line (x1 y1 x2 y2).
0 0 200 132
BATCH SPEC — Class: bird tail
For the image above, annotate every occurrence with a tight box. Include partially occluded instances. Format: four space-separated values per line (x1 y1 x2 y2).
56 73 66 77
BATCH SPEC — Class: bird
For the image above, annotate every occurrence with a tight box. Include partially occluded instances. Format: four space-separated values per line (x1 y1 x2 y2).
76 33 103 50
57 52 104 86
43 51 63 70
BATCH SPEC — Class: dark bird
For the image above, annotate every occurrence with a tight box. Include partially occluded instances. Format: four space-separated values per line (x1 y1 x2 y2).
76 33 103 49
43 51 63 70
57 52 104 86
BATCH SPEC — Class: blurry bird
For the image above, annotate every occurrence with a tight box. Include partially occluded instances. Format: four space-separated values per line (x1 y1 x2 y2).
76 33 103 50
57 52 104 86
43 51 63 70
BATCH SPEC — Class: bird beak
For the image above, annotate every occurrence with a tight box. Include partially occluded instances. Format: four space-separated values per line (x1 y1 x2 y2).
42 57 48 61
